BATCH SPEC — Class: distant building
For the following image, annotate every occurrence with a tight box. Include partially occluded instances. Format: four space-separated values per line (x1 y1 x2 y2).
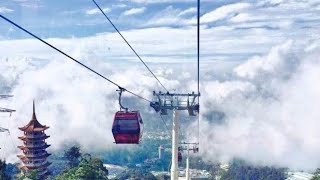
17 101 51 179
220 164 229 171
159 145 165 160
144 158 159 165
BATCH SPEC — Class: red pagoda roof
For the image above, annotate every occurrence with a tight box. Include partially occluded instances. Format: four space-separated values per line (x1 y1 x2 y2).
17 153 51 160
18 144 51 151
19 101 49 132
19 161 51 170
18 135 50 141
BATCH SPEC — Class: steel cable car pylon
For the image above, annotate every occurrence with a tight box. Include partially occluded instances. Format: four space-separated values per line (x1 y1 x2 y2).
112 88 144 144
150 92 200 180
150 0 201 178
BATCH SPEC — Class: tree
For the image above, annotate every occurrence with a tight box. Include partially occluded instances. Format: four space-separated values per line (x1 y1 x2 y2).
312 169 320 180
155 173 170 180
18 170 39 180
56 156 108 180
64 146 82 168
5 163 19 179
0 160 10 180
117 169 156 180
220 162 287 180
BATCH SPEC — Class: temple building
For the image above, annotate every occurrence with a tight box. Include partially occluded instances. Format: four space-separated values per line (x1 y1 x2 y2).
17 101 51 179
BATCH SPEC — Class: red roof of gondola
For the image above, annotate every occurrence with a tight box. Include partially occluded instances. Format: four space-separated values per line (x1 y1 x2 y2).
19 101 49 132
114 111 140 118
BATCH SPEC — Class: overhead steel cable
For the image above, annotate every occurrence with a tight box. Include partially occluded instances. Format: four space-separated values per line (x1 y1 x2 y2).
197 0 200 99
8 130 18 153
160 115 172 137
0 14 152 103
197 0 200 145
92 0 169 93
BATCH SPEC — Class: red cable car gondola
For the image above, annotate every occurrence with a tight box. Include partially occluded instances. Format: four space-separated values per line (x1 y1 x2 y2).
112 111 143 144
112 88 143 144
178 151 182 162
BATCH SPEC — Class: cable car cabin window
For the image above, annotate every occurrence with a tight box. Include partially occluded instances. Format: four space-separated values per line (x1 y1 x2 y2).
113 118 139 132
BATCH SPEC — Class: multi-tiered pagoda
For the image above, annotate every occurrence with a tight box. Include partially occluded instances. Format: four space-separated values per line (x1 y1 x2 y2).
17 101 51 179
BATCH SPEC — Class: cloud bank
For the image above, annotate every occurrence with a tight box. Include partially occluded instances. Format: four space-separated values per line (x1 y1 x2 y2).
0 7 14 13
123 7 146 16
86 8 111 15
0 1 320 169
189 40 320 171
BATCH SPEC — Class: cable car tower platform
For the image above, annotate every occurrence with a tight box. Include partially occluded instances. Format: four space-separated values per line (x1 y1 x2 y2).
150 91 199 113
0 95 16 114
0 94 16 114
0 95 15 150
150 91 200 180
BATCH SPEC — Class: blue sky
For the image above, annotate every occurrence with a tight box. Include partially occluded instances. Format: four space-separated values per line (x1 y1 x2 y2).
1 0 318 38
0 0 230 38
1 0 320 63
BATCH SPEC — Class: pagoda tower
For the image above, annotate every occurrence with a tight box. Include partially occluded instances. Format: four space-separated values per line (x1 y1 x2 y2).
17 101 51 179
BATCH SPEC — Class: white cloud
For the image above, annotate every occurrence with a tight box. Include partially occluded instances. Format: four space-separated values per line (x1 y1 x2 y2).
20 2 43 9
123 7 146 16
112 3 127 8
85 7 111 15
121 0 212 4
134 0 320 32
229 13 257 23
201 3 251 23
11 0 29 2
1 37 320 171
186 40 320 171
0 34 182 162
178 7 196 17
144 6 198 27
234 40 294 79
0 7 14 13
130 0 174 3
258 0 286 6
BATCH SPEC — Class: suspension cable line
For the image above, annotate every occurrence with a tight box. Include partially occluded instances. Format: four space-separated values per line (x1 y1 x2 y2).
0 14 152 103
8 131 18 153
197 0 200 99
160 114 171 138
92 0 169 93
197 0 201 145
